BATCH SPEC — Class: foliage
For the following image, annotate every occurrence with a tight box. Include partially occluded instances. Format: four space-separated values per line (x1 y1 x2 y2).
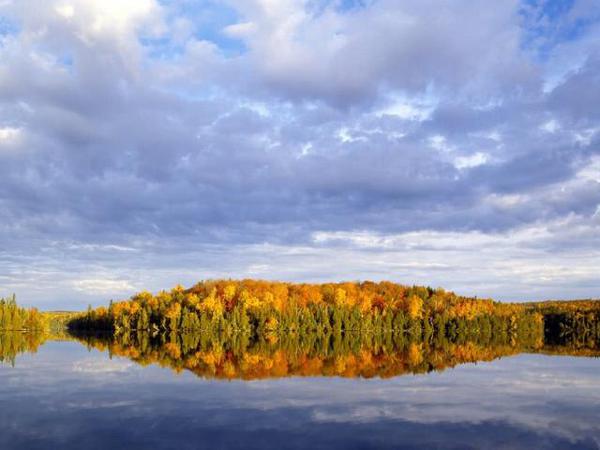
69 326 544 380
67 280 543 338
0 332 46 366
41 311 79 334
1 286 598 371
0 294 47 331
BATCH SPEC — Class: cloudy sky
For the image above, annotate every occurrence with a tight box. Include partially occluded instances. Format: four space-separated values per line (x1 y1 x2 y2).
0 0 599 309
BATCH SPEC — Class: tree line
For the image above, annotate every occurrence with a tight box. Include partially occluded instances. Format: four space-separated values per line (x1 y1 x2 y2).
70 321 546 380
68 280 548 341
0 294 47 331
532 300 600 348
2 280 598 372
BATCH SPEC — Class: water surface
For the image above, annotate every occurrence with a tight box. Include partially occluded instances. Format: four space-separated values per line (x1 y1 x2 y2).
1 338 599 449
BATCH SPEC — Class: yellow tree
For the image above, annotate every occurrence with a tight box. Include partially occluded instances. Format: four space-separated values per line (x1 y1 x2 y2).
406 295 424 320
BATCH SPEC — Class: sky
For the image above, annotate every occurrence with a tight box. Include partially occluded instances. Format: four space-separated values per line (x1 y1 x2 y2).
0 0 599 310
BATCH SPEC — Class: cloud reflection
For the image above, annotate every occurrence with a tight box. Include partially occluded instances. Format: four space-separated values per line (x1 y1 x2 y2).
0 342 599 449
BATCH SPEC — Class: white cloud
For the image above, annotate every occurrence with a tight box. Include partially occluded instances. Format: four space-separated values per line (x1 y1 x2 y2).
71 278 137 295
58 0 163 36
577 156 600 183
541 119 560 133
54 4 74 19
429 135 451 152
223 21 257 38
337 127 366 143
0 126 22 146
377 94 436 121
573 127 599 146
310 218 600 300
73 358 134 374
486 193 526 209
453 152 490 169
221 0 527 104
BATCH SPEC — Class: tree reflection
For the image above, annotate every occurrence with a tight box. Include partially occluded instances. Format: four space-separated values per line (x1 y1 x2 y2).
2 315 598 375
66 325 598 380
0 332 47 366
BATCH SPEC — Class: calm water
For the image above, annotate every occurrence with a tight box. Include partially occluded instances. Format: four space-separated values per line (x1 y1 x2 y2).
1 340 599 450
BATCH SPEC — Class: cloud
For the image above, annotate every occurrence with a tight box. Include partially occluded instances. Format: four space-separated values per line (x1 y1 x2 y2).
220 0 534 106
0 1 599 308
72 358 134 374
71 278 138 295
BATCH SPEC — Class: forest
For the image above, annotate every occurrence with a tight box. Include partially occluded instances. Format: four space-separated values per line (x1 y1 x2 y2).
67 280 547 338
2 282 599 376
533 300 600 349
66 280 600 347
0 294 47 331
0 295 80 366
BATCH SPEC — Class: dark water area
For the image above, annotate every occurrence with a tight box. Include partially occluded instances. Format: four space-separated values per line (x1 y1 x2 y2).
1 335 599 450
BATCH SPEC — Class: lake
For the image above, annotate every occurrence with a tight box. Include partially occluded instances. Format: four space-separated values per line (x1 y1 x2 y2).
1 336 599 449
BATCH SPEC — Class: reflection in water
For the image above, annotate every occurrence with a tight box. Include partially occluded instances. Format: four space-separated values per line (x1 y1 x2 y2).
2 319 599 449
0 332 46 366
0 339 599 450
71 330 547 379
4 324 598 380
